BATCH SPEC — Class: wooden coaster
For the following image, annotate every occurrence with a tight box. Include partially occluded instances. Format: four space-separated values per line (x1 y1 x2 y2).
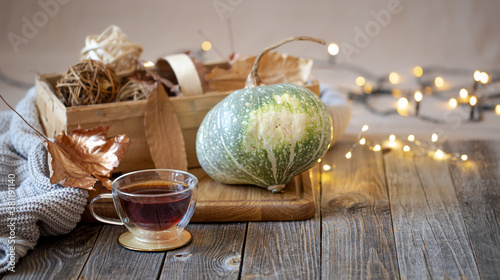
118 229 192 252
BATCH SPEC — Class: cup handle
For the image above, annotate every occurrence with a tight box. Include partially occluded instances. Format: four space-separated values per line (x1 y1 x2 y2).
89 193 123 226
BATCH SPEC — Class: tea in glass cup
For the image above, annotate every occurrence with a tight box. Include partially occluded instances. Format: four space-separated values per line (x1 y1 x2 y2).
90 169 198 250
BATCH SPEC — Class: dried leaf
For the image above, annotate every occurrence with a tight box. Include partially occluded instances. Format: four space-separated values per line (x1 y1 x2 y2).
47 125 130 190
144 84 188 171
205 52 313 91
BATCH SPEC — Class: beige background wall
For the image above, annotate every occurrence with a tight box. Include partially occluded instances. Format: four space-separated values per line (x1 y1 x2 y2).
1 0 499 139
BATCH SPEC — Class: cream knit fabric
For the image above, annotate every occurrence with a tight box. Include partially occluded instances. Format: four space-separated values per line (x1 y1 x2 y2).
0 88 88 274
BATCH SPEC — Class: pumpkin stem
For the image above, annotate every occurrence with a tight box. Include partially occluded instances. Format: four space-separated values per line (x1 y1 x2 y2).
245 36 326 88
267 184 286 194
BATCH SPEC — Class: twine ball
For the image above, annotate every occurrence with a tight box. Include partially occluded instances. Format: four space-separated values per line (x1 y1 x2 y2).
56 59 120 107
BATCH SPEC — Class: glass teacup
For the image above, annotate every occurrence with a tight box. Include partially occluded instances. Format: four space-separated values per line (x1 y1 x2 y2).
90 169 198 245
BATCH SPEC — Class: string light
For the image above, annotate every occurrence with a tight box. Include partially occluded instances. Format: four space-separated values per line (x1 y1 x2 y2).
413 66 423 77
398 97 409 109
331 126 469 166
434 149 445 160
328 43 340 56
201 40 212 51
363 83 373 94
356 76 366 87
414 91 423 102
449 98 458 108
474 70 482 82
317 158 322 163
388 72 400 84
431 133 438 142
496 105 500 115
469 96 478 106
434 76 444 88
323 164 332 171
479 72 489 84
459 88 469 99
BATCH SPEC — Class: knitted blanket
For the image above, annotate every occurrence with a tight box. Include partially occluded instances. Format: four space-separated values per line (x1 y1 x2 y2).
0 88 88 274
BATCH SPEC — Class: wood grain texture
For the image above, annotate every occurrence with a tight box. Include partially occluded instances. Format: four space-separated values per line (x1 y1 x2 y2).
240 218 320 279
159 223 247 280
2 225 101 280
240 165 320 280
191 170 316 222
321 142 399 279
446 140 500 279
384 144 480 279
80 225 165 279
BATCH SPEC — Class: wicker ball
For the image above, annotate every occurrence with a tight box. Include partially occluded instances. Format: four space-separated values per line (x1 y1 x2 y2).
80 25 143 78
56 59 120 107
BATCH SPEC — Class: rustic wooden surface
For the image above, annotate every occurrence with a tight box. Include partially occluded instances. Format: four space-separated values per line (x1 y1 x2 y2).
2 140 500 280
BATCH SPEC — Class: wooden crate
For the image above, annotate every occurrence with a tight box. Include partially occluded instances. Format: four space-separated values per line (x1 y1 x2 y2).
35 73 320 173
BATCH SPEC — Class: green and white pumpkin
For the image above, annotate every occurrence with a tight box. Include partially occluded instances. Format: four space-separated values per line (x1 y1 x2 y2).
196 37 333 192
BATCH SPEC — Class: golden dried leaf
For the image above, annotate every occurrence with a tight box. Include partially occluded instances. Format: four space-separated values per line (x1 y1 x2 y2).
205 52 313 91
144 84 188 171
46 125 130 190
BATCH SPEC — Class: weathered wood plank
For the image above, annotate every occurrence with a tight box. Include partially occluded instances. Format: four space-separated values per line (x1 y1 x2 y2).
384 143 480 279
2 224 101 280
321 141 399 279
446 140 500 279
79 225 165 280
240 166 321 280
240 218 320 280
159 223 247 280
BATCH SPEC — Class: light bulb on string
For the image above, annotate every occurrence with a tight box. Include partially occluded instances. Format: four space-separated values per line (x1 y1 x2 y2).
363 83 373 94
449 98 458 109
413 66 423 77
389 72 400 84
345 151 352 159
431 133 438 142
373 145 381 151
474 70 482 82
434 76 444 89
328 43 340 56
479 72 489 84
459 88 469 100
496 105 500 115
414 91 423 115
434 149 445 160
201 40 212 51
408 134 415 142
356 76 366 87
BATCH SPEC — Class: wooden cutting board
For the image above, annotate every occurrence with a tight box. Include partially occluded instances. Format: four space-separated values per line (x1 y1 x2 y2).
189 168 316 222
83 168 316 223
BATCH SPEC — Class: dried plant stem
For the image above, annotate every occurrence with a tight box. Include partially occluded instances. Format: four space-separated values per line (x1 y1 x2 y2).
245 36 326 88
0 94 49 142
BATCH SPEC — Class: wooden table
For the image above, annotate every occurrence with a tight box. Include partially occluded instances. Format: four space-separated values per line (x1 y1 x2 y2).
3 140 500 280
